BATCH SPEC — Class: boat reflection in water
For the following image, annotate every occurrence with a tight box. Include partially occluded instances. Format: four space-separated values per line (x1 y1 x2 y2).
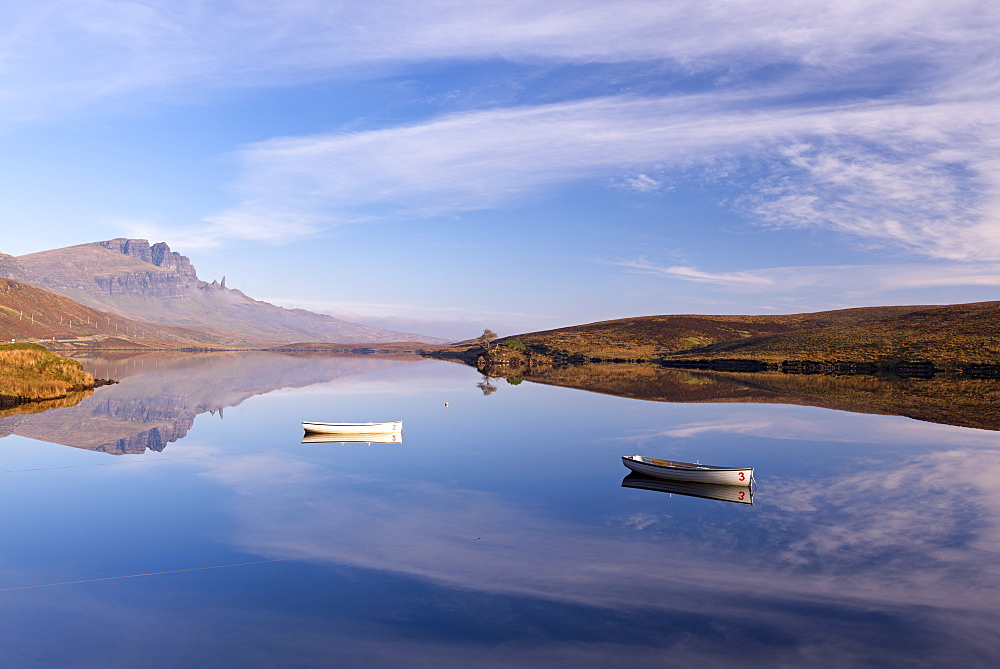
301 431 403 445
621 473 754 505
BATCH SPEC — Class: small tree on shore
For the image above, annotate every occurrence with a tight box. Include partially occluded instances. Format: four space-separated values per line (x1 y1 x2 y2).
478 328 498 353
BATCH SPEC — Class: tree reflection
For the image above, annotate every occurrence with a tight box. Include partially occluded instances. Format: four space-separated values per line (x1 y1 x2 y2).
476 375 498 396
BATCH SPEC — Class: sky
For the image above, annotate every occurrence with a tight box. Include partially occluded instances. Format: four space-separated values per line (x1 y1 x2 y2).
1 1 999 340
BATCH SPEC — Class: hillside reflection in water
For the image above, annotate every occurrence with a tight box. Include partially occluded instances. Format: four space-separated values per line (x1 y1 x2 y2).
505 362 1000 431
0 352 421 454
0 352 997 666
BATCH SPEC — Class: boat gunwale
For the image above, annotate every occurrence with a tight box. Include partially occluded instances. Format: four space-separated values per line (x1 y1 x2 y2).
302 421 402 428
302 420 403 435
622 455 750 473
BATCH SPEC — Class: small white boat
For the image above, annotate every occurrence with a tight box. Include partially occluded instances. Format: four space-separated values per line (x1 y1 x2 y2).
622 455 753 486
302 420 402 435
301 432 402 444
621 473 753 505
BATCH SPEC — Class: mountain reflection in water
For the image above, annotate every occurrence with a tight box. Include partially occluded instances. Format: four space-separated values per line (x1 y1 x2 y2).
5 355 999 454
0 352 422 454
0 353 998 665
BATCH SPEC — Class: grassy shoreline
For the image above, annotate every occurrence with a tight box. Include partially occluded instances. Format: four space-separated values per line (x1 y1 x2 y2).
0 343 106 406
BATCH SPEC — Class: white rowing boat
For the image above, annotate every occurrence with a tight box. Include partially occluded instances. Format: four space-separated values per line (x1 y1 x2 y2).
302 420 402 435
621 473 753 504
301 432 402 444
622 455 753 486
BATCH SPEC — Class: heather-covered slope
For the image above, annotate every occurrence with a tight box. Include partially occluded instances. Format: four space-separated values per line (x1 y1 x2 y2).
5 239 442 346
437 304 941 361
667 301 1000 368
432 301 1000 372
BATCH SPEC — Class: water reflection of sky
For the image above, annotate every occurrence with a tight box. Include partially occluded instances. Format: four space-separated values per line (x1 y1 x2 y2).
0 353 997 666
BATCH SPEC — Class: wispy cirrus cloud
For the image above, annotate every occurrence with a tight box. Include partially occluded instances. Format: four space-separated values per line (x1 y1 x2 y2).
4 1 998 266
2 1 991 114
202 88 1000 259
618 259 1000 297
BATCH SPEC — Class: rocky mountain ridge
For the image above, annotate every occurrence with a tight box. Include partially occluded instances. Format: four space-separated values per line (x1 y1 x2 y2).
1 239 443 346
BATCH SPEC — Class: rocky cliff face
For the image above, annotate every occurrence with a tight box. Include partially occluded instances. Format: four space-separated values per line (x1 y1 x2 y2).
97 238 199 282
91 238 200 299
91 269 194 299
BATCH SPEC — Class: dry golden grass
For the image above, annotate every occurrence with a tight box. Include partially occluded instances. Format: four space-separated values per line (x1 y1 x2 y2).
0 343 96 401
670 301 1000 367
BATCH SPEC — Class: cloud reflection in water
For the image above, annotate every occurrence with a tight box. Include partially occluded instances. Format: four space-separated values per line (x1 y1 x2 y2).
193 421 1000 664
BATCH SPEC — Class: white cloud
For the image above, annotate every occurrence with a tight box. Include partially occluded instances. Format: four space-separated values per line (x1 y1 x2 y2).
618 259 1000 298
621 260 778 288
2 1 992 111
3 1 998 263
203 81 1000 256
616 174 664 193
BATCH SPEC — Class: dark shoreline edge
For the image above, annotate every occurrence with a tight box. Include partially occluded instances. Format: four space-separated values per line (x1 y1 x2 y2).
0 378 119 411
659 358 1000 378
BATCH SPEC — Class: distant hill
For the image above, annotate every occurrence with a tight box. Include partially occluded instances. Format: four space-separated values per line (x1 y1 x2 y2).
439 305 939 360
264 342 435 355
2 239 444 346
666 301 1000 368
432 301 1000 371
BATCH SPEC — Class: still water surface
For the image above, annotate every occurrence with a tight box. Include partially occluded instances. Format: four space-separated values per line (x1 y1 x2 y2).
0 352 998 666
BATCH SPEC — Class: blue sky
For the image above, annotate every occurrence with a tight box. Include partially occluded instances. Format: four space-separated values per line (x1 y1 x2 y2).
1 1 999 339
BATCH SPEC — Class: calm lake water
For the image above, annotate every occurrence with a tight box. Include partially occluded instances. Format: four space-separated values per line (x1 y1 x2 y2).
1 352 998 667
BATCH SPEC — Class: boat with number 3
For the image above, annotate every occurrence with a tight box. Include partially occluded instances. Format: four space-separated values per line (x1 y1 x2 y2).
621 455 753 486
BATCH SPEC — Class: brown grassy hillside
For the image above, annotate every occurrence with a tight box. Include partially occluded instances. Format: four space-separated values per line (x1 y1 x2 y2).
0 278 226 349
668 301 1000 368
458 305 941 361
430 302 999 369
